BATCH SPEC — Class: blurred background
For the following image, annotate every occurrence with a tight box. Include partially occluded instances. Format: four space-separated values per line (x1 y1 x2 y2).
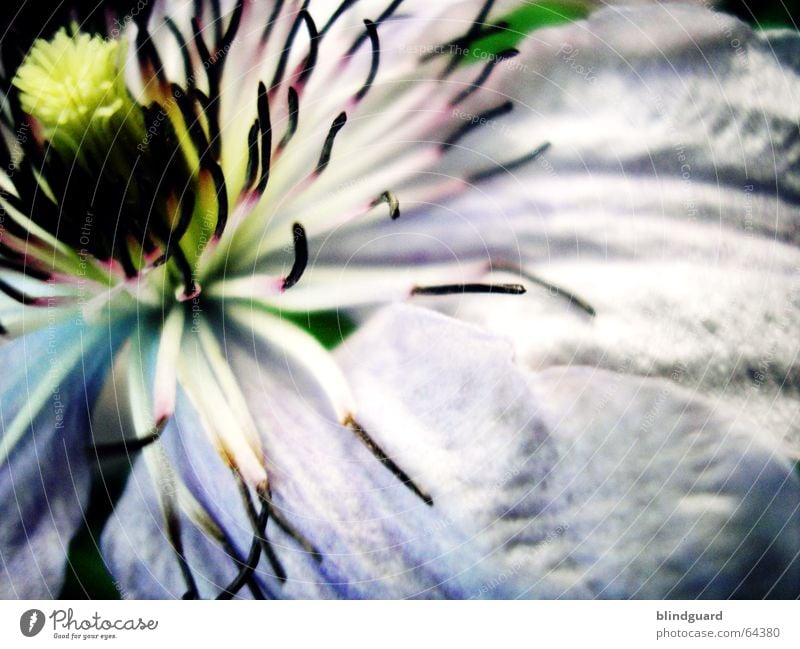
0 0 797 599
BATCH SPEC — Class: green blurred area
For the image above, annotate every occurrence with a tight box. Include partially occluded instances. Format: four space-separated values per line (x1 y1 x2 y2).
58 0 798 600
467 1 590 61
463 0 799 67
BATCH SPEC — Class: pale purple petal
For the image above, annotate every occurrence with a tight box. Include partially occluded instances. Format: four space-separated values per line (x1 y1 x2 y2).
0 320 120 598
104 304 799 598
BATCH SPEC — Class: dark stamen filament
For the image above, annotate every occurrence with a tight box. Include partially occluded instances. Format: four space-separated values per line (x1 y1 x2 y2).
270 0 310 91
135 22 168 87
219 0 244 52
173 83 210 155
412 283 526 296
165 190 197 255
278 86 300 150
173 247 199 298
0 259 50 281
191 17 221 157
282 222 308 291
344 415 434 506
261 0 286 42
492 261 596 317
91 420 167 458
451 48 518 106
440 0 498 76
441 101 513 151
0 277 45 306
164 508 200 599
210 0 222 44
256 82 273 193
217 504 269 599
354 20 380 103
244 118 260 190
256 486 322 561
297 10 320 86
372 190 400 220
347 0 403 56
467 141 551 183
206 160 229 238
235 474 287 582
165 17 194 90
321 0 358 36
316 112 347 174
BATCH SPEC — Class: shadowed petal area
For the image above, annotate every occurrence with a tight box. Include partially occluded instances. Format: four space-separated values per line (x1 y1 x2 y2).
103 305 800 598
100 430 258 600
0 320 120 598
523 367 800 598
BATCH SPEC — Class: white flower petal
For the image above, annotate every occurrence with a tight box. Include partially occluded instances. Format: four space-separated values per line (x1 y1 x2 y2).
305 4 800 454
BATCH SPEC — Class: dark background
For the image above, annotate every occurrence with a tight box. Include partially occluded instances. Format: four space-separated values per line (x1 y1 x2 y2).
1 1 799 65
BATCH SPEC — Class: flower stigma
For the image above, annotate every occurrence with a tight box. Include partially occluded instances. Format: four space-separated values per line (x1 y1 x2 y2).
11 26 224 301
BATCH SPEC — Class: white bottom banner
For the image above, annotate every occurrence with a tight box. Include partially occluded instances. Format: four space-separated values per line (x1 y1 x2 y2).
1 601 798 648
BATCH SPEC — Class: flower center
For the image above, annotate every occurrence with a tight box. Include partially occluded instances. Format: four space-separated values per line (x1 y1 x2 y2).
10 27 223 300
14 29 144 175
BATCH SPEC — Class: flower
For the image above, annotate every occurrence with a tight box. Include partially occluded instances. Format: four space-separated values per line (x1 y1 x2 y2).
1 0 799 600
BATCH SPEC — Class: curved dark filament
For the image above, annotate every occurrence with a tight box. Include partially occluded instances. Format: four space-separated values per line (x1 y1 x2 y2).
165 17 194 90
172 84 211 156
321 0 359 36
372 190 400 220
297 10 320 86
165 191 197 258
270 0 310 91
354 20 380 103
282 222 308 290
439 0 499 75
206 159 229 238
219 0 245 52
261 0 286 42
217 503 270 599
190 0 245 161
278 86 300 150
0 258 50 281
425 23 507 66
0 277 45 306
467 141 551 183
441 101 513 151
347 0 404 56
164 507 200 599
316 112 347 174
209 0 223 44
491 261 596 317
135 21 168 87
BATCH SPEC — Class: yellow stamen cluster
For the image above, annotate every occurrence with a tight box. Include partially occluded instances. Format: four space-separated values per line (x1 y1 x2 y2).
13 27 145 172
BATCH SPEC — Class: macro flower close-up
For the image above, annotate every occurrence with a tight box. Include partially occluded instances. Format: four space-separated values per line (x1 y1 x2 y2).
1 0 799 602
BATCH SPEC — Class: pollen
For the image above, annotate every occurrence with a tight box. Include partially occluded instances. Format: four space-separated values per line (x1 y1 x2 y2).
13 27 145 168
